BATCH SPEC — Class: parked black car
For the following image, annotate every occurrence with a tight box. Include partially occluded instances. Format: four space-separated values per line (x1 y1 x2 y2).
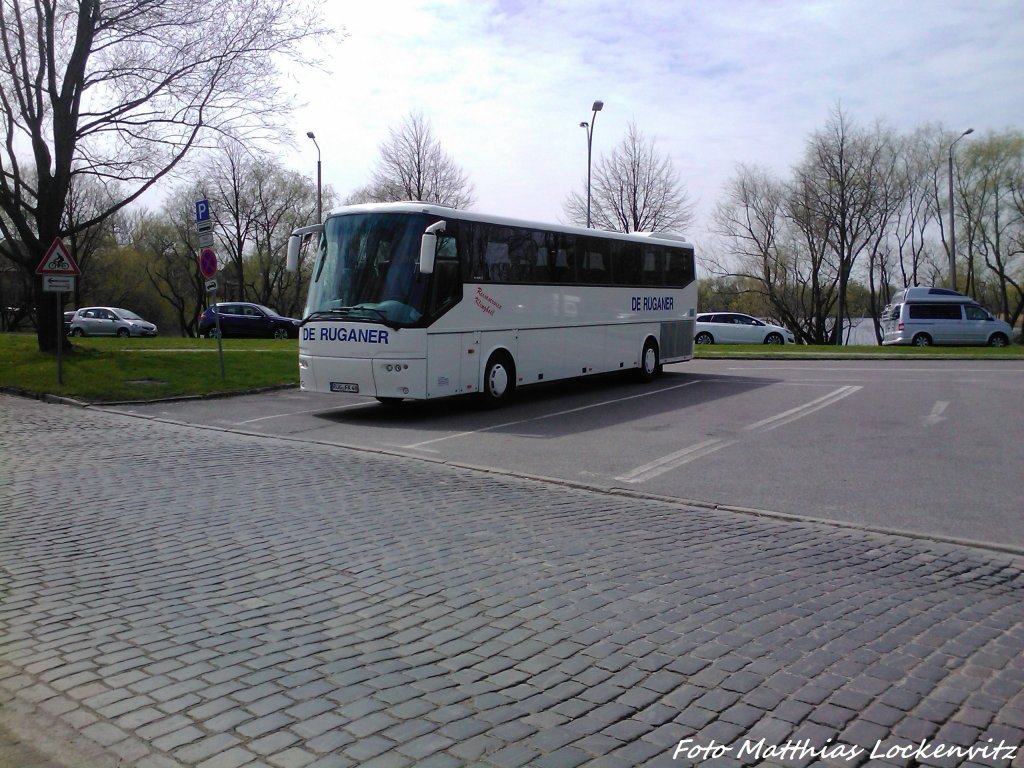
198 302 300 339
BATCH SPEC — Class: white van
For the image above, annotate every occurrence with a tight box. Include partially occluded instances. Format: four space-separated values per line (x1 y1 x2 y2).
881 290 1012 347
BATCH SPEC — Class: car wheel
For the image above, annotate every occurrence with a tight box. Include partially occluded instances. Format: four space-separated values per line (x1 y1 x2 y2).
764 332 783 345
638 338 659 382
116 328 130 338
272 326 290 340
988 333 1009 348
695 332 714 345
71 328 84 337
912 333 932 347
481 352 515 408
206 327 221 339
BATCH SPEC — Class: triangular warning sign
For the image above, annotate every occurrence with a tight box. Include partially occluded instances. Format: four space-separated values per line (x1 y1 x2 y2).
36 238 81 276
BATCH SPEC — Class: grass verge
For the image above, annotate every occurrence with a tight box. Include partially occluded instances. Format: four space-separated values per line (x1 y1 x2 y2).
0 333 299 403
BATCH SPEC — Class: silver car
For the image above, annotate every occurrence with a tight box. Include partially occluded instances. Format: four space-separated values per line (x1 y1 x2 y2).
694 312 795 345
69 307 158 337
881 300 1012 347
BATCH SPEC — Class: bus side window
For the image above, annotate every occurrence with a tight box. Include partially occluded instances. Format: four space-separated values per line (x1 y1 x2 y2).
431 237 461 316
580 237 610 284
666 250 693 287
614 242 642 285
642 247 664 286
555 234 578 283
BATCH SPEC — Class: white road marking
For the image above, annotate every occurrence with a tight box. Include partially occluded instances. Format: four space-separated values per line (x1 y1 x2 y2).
615 385 862 483
615 438 737 483
743 385 861 432
401 380 701 450
923 400 950 427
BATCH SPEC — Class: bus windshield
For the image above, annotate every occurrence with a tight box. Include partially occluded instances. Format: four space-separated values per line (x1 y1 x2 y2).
303 212 432 327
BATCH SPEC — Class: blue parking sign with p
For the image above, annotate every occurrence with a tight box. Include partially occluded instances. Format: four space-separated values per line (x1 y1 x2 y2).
195 199 210 223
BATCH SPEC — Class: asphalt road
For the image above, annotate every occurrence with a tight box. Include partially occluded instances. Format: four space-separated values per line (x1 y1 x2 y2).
102 358 1024 551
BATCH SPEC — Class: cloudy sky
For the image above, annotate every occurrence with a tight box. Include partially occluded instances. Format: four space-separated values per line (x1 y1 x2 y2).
284 0 1023 245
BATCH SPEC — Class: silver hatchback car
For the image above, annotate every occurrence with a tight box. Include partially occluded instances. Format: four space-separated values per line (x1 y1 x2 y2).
69 307 158 337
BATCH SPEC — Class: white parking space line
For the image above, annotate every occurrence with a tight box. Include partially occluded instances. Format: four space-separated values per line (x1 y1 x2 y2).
615 438 738 483
742 385 861 432
616 385 862 483
400 380 702 450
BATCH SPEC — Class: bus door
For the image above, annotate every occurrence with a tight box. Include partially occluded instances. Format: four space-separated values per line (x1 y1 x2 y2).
427 331 480 398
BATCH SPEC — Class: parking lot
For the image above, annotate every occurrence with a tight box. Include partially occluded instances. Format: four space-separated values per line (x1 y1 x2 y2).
106 358 1024 550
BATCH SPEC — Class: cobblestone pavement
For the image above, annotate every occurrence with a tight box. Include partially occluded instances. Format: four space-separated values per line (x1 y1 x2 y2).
2 393 1024 768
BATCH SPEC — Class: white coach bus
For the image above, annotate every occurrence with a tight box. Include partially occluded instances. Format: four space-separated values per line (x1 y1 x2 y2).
287 202 696 406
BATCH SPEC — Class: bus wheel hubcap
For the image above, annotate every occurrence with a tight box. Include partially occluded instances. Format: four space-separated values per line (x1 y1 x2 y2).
489 365 508 397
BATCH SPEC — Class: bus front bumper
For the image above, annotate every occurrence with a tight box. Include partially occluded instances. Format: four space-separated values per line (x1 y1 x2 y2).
300 355 427 399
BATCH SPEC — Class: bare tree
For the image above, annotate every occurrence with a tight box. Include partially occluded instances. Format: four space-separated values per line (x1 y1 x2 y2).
961 132 1024 328
795 107 900 343
0 0 336 351
358 112 475 209
564 122 693 234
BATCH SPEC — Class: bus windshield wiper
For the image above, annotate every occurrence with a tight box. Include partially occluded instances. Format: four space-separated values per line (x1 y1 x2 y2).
301 306 397 328
301 308 354 325
350 304 390 324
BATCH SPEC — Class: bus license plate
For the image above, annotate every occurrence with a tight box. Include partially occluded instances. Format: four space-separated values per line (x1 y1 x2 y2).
330 382 359 393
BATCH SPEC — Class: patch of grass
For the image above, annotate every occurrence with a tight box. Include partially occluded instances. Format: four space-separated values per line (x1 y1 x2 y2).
0 333 298 402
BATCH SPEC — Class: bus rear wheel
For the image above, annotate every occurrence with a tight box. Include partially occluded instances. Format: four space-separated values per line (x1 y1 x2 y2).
481 352 515 408
638 339 660 382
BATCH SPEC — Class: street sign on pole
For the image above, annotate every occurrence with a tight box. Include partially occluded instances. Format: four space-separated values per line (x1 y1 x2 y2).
205 278 218 294
42 275 75 293
35 238 81 276
195 199 210 223
199 248 218 279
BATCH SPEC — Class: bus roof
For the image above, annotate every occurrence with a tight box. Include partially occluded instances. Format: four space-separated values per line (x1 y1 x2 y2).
324 201 694 249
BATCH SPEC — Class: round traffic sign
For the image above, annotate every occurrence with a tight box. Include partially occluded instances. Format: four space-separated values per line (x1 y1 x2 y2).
199 248 217 278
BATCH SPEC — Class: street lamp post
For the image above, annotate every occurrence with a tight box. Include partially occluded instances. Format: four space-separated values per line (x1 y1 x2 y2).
306 131 322 223
579 100 604 228
947 127 973 292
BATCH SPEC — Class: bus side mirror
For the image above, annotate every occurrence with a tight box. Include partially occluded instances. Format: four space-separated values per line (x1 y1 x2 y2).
286 224 323 273
419 220 446 275
286 235 300 272
419 234 437 275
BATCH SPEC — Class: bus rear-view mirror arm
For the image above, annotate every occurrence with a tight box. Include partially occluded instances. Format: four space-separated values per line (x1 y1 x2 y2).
286 224 324 272
419 220 446 275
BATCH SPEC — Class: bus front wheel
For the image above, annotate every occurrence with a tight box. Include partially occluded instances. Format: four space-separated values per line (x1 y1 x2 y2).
482 352 515 408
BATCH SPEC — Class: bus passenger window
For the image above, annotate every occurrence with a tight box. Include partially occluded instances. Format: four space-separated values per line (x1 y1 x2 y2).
641 247 664 286
580 238 609 284
614 242 642 285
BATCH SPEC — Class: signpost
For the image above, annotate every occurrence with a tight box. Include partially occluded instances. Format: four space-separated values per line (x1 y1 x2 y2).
35 238 81 386
196 199 225 379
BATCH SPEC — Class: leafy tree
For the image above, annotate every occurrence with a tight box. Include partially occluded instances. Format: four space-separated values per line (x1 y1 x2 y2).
564 122 693 234
352 112 475 209
0 0 335 351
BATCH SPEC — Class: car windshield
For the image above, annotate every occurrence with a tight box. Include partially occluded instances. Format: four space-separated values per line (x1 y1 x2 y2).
116 309 142 320
303 212 432 327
